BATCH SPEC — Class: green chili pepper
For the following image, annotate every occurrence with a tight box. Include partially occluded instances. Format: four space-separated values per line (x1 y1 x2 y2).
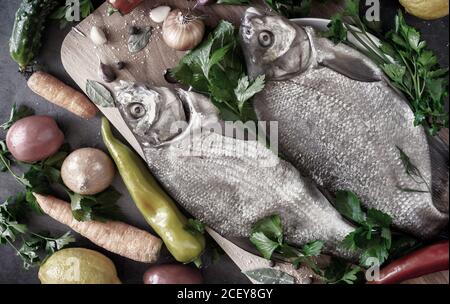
101 117 205 263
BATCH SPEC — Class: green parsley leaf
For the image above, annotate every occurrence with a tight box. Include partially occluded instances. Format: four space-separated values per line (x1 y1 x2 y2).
322 14 348 44
366 208 392 228
68 187 123 222
173 21 260 122
343 0 359 16
235 75 265 113
382 63 406 83
0 104 34 130
302 240 324 257
185 219 206 235
324 4 449 135
45 231 75 253
333 191 412 268
249 231 280 260
334 190 366 224
1 195 74 269
323 257 362 284
51 0 94 28
251 214 283 244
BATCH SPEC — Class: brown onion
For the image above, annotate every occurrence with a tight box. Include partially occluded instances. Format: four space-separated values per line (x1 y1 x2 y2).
162 9 205 51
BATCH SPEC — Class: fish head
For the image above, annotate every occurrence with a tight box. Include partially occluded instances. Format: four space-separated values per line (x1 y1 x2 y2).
115 81 187 147
239 7 311 81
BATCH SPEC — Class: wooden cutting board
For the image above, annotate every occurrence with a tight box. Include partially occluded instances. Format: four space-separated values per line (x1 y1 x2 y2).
60 0 448 284
61 0 319 284
61 0 258 157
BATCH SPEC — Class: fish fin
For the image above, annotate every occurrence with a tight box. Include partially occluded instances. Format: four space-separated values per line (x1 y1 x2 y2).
428 132 449 215
314 37 382 82
319 55 382 82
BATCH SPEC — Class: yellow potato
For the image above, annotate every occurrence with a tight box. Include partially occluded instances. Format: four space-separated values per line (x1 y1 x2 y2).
400 0 449 20
39 248 121 284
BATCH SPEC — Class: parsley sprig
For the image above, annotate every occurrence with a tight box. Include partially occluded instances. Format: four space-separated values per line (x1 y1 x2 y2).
264 0 329 18
334 190 419 269
51 0 94 28
0 104 34 131
249 214 362 284
0 194 74 269
250 190 419 284
249 215 324 274
185 218 206 235
323 0 449 135
172 21 265 122
335 191 392 267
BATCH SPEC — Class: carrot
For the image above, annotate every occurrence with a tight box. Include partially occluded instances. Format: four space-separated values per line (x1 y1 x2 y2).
34 193 162 263
27 71 97 119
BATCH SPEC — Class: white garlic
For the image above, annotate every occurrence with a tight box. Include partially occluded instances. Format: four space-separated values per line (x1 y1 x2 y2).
150 6 171 23
90 26 107 45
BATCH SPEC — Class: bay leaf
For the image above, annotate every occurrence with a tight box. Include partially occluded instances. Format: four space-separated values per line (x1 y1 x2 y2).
85 80 115 108
128 27 152 53
244 268 295 284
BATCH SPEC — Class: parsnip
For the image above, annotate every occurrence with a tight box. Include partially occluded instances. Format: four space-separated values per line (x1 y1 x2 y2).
34 193 162 263
27 71 98 119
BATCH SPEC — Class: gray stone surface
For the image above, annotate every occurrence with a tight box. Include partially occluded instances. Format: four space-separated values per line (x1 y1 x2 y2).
0 0 448 284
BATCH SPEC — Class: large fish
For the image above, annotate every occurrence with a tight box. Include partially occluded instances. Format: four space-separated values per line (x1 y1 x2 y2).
239 8 448 238
114 81 357 259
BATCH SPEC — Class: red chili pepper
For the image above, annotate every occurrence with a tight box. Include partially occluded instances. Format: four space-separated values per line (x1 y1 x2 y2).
107 0 144 15
368 241 449 284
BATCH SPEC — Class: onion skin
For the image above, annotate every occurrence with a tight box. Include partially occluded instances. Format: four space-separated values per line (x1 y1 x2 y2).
143 264 204 284
61 148 115 195
162 9 205 51
6 116 64 163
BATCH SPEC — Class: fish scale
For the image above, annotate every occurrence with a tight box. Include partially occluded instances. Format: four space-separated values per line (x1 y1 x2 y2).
142 132 355 258
114 82 359 259
253 64 446 238
239 8 448 238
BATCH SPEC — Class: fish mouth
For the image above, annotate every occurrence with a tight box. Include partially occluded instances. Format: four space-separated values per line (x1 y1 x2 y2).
242 7 263 25
240 7 266 80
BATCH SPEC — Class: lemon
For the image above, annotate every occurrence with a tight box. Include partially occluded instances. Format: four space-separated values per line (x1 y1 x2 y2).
39 248 121 284
399 0 449 20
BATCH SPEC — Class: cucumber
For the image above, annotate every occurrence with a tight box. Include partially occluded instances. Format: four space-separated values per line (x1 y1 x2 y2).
9 0 60 70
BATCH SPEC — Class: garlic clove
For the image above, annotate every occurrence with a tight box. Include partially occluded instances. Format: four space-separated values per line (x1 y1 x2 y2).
90 26 108 45
150 6 171 23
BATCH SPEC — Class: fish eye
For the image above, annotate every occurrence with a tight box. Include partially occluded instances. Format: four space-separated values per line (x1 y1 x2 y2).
128 103 146 118
258 31 273 47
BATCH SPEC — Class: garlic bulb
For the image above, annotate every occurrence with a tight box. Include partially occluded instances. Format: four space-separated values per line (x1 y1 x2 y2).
90 26 108 45
162 9 205 51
